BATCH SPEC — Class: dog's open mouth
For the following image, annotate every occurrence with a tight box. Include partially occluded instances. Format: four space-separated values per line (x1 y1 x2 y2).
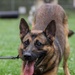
23 51 47 75
24 61 35 75
23 56 45 75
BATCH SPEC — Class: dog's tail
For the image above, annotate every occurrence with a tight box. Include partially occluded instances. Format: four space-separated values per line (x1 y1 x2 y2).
68 30 75 37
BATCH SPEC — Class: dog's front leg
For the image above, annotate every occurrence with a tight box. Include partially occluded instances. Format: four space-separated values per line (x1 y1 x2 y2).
20 61 25 75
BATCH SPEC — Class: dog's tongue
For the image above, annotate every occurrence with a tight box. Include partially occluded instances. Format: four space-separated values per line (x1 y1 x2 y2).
24 61 35 75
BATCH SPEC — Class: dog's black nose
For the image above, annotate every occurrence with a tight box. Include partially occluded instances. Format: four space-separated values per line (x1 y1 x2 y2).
23 52 32 60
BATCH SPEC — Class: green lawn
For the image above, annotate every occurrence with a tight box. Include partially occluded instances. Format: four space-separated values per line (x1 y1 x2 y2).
0 18 22 75
0 10 75 75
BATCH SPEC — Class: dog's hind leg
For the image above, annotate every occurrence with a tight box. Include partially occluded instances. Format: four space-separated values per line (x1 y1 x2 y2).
63 37 70 75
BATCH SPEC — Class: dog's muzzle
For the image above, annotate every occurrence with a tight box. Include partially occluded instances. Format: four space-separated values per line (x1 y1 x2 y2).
22 51 38 62
21 50 47 63
21 50 47 75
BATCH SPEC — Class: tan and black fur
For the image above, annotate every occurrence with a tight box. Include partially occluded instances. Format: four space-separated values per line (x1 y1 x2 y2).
19 3 71 75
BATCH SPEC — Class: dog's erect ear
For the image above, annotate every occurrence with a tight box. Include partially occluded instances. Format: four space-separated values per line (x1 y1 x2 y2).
19 18 30 38
44 20 56 44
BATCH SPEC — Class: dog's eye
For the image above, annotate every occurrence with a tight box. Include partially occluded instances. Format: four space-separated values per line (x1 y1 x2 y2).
35 40 43 48
23 39 29 47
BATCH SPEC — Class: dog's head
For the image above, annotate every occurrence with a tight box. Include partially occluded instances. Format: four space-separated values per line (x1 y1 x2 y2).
19 18 56 75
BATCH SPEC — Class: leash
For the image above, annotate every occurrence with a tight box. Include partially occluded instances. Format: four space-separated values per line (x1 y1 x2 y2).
0 55 19 59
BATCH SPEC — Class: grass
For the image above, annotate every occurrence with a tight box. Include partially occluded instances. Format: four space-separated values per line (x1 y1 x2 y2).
0 18 21 75
0 10 75 75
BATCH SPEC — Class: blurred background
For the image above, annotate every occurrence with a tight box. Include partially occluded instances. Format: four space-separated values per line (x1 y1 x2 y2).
0 0 75 24
0 0 75 12
0 0 75 75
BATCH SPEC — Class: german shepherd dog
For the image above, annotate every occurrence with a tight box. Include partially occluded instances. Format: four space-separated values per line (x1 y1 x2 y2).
19 3 71 75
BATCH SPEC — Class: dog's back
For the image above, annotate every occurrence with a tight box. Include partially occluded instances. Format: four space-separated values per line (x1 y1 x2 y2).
33 4 67 29
32 4 68 57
